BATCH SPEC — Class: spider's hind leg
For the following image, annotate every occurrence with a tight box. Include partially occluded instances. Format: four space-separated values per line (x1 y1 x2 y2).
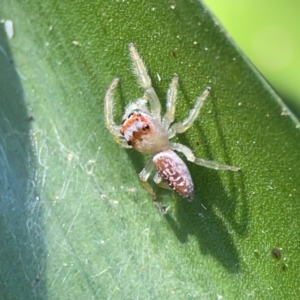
139 159 169 213
170 142 241 171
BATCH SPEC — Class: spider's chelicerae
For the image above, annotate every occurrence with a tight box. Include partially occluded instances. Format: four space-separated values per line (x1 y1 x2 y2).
104 43 240 202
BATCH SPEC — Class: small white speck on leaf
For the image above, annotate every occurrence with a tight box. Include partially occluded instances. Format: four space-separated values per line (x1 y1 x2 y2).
4 20 14 39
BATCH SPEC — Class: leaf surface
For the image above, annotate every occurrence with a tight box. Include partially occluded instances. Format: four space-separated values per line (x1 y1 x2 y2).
1 1 300 299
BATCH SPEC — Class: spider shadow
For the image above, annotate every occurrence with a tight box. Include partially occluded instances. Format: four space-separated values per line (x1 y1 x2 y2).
161 81 248 272
164 127 248 273
125 132 248 274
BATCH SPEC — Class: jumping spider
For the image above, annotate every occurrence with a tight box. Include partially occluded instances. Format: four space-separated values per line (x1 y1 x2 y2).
104 43 240 202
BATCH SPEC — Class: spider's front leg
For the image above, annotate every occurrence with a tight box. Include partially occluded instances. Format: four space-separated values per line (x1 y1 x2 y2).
104 78 132 148
170 142 241 171
168 86 211 139
129 43 161 120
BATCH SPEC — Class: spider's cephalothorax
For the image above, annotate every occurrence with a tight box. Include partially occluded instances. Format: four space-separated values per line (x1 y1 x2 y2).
104 43 240 202
120 110 169 154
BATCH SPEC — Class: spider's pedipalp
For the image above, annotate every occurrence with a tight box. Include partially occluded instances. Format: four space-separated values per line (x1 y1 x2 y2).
162 76 179 130
170 142 241 171
168 86 211 138
129 43 161 119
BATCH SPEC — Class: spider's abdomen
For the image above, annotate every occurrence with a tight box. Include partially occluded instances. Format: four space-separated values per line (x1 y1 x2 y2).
120 111 169 155
153 149 194 199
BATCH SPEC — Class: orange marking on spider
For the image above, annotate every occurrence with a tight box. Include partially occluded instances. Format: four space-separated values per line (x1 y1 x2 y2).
120 112 152 147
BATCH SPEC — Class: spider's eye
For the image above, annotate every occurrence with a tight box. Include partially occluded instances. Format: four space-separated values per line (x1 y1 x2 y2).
127 140 132 146
142 124 150 131
121 119 126 125
128 111 142 120
127 112 134 119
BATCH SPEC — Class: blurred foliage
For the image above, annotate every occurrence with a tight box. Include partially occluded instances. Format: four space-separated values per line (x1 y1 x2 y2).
204 0 300 117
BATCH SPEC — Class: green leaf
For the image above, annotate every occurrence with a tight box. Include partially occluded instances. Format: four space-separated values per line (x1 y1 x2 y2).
1 1 300 299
